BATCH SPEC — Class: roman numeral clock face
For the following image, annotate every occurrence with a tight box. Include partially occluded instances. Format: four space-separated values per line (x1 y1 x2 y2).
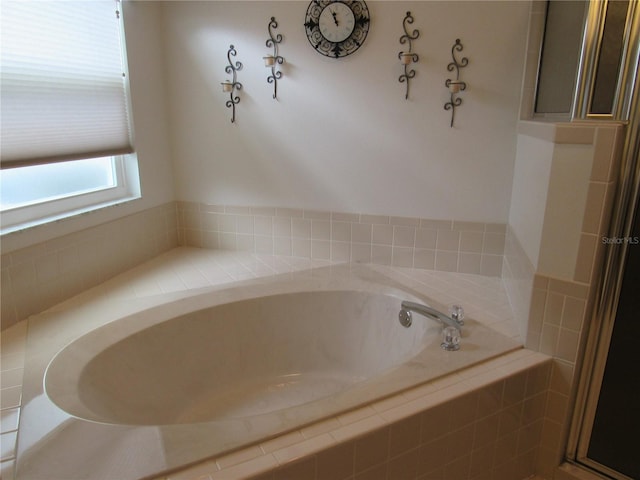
304 0 370 58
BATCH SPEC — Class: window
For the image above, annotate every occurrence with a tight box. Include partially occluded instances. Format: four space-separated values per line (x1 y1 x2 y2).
1 158 117 210
0 155 140 233
0 0 140 233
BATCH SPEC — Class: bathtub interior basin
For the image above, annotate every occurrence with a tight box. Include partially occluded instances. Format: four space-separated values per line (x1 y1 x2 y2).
45 290 430 426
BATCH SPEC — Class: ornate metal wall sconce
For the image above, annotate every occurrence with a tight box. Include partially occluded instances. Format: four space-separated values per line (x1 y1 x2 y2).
398 11 419 100
263 16 284 100
222 44 242 123
444 39 468 127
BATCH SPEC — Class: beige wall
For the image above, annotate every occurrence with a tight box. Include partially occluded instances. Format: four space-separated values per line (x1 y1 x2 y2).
163 1 530 223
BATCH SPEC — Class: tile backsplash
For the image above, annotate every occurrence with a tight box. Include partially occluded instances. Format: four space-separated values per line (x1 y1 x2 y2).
1 202 506 330
1 203 178 330
177 202 506 276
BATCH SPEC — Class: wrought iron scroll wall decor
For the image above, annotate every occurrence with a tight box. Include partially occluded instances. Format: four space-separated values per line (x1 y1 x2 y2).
444 38 468 127
264 16 284 99
398 11 419 100
217 17 472 124
222 44 243 123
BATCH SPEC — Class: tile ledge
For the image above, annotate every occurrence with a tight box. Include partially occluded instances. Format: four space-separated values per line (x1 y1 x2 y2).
517 120 560 142
517 120 625 145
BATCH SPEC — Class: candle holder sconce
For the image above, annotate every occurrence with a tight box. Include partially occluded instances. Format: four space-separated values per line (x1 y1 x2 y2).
444 39 468 127
398 11 419 100
263 16 284 99
222 44 243 123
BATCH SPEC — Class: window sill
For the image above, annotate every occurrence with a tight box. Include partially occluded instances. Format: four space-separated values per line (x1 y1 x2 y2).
0 193 141 237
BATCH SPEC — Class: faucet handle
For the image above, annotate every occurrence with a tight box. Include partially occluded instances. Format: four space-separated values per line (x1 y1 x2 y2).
398 308 413 328
449 304 465 326
441 326 461 351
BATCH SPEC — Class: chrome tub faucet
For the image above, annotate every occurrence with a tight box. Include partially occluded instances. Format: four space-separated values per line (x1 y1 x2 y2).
398 300 464 351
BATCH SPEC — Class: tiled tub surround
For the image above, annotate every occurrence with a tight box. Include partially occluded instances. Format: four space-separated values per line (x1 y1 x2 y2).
1 203 506 331
177 203 507 277
1 247 547 480
21 263 520 479
503 121 624 478
173 349 550 480
0 202 179 330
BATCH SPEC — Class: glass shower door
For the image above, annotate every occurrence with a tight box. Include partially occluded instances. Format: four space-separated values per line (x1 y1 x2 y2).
579 193 640 479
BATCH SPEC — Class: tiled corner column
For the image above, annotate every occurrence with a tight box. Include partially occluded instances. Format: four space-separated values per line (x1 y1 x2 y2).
503 122 624 478
0 203 178 330
176 203 506 277
527 275 589 477
531 124 622 478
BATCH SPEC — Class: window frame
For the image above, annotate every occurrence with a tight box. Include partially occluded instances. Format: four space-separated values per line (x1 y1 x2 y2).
0 154 141 235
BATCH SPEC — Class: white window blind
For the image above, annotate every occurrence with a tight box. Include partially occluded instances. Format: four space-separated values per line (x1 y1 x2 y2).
0 0 134 168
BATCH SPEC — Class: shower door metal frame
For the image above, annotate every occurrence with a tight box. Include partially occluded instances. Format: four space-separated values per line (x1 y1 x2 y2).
572 0 640 121
566 5 640 475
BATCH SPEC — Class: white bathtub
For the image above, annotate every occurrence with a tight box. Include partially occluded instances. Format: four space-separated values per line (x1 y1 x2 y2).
17 263 520 480
46 290 432 426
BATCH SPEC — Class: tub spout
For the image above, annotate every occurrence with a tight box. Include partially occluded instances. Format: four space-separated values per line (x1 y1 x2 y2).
399 301 462 332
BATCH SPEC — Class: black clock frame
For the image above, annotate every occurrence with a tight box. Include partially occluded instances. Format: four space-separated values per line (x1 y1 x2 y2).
304 0 370 58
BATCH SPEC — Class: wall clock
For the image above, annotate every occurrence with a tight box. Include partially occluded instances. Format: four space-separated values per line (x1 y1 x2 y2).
304 0 370 58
